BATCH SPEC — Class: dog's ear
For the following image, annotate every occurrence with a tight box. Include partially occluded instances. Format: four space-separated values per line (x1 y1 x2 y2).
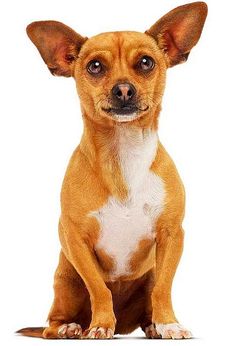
145 2 207 67
26 21 87 77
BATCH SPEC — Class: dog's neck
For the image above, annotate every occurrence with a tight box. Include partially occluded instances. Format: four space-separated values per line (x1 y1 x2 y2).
80 110 160 200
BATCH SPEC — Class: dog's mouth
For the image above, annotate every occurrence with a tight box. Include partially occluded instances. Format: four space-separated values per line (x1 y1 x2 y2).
102 104 149 121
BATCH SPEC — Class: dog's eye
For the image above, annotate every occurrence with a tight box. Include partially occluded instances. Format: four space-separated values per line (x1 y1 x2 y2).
87 60 103 75
138 56 155 72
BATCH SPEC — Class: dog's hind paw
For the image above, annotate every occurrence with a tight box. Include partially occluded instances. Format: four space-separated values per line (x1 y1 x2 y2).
145 323 160 339
154 323 192 339
57 323 82 339
83 327 114 339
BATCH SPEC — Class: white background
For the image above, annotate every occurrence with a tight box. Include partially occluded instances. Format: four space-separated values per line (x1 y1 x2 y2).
0 0 236 345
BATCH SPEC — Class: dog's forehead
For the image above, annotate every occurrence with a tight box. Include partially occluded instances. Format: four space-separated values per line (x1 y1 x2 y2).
79 31 158 57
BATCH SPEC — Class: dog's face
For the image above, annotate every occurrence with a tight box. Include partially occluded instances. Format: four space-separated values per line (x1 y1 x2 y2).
27 2 207 126
75 31 167 124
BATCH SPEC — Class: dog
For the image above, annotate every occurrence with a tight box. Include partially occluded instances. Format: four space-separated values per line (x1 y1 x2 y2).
17 1 207 340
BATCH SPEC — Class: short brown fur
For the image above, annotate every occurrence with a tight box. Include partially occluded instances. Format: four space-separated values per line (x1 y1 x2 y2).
17 2 207 340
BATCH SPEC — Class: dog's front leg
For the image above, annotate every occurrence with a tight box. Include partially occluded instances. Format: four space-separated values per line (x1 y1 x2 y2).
149 226 192 339
59 220 116 339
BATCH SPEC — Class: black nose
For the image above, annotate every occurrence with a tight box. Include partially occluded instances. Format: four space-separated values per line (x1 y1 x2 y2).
112 83 136 103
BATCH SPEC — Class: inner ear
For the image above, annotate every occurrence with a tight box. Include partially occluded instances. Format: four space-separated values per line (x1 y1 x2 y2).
145 2 208 67
27 21 87 77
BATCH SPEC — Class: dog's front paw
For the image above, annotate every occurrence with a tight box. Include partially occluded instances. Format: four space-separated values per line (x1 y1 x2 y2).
155 323 192 339
83 327 114 339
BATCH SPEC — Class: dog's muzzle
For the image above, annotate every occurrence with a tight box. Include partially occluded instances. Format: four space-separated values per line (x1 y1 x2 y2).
102 82 148 117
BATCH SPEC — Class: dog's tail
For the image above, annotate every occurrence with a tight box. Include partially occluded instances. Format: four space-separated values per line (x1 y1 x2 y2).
16 327 45 338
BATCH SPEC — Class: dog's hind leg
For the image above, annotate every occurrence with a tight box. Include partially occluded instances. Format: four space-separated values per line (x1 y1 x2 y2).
43 251 90 339
139 268 159 338
112 269 155 336
17 250 90 338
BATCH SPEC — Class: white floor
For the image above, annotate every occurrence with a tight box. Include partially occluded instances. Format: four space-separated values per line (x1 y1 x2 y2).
5 328 227 346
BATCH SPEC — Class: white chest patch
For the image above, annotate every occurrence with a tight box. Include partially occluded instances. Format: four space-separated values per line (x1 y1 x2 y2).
90 126 165 279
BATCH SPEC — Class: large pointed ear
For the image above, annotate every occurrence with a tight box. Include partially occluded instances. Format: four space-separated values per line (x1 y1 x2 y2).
145 2 208 67
26 21 87 77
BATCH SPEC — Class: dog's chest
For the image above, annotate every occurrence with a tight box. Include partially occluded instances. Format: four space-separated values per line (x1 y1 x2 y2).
91 127 165 278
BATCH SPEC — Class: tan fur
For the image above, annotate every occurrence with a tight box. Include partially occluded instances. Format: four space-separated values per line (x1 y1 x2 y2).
17 2 207 339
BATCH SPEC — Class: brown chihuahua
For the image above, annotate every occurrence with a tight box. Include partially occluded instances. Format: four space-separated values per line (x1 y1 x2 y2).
17 1 207 339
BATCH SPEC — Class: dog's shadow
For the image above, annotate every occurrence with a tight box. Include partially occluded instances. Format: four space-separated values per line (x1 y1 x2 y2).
82 336 199 341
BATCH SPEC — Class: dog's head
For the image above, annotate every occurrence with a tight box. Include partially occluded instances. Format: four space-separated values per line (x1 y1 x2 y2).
27 2 207 126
